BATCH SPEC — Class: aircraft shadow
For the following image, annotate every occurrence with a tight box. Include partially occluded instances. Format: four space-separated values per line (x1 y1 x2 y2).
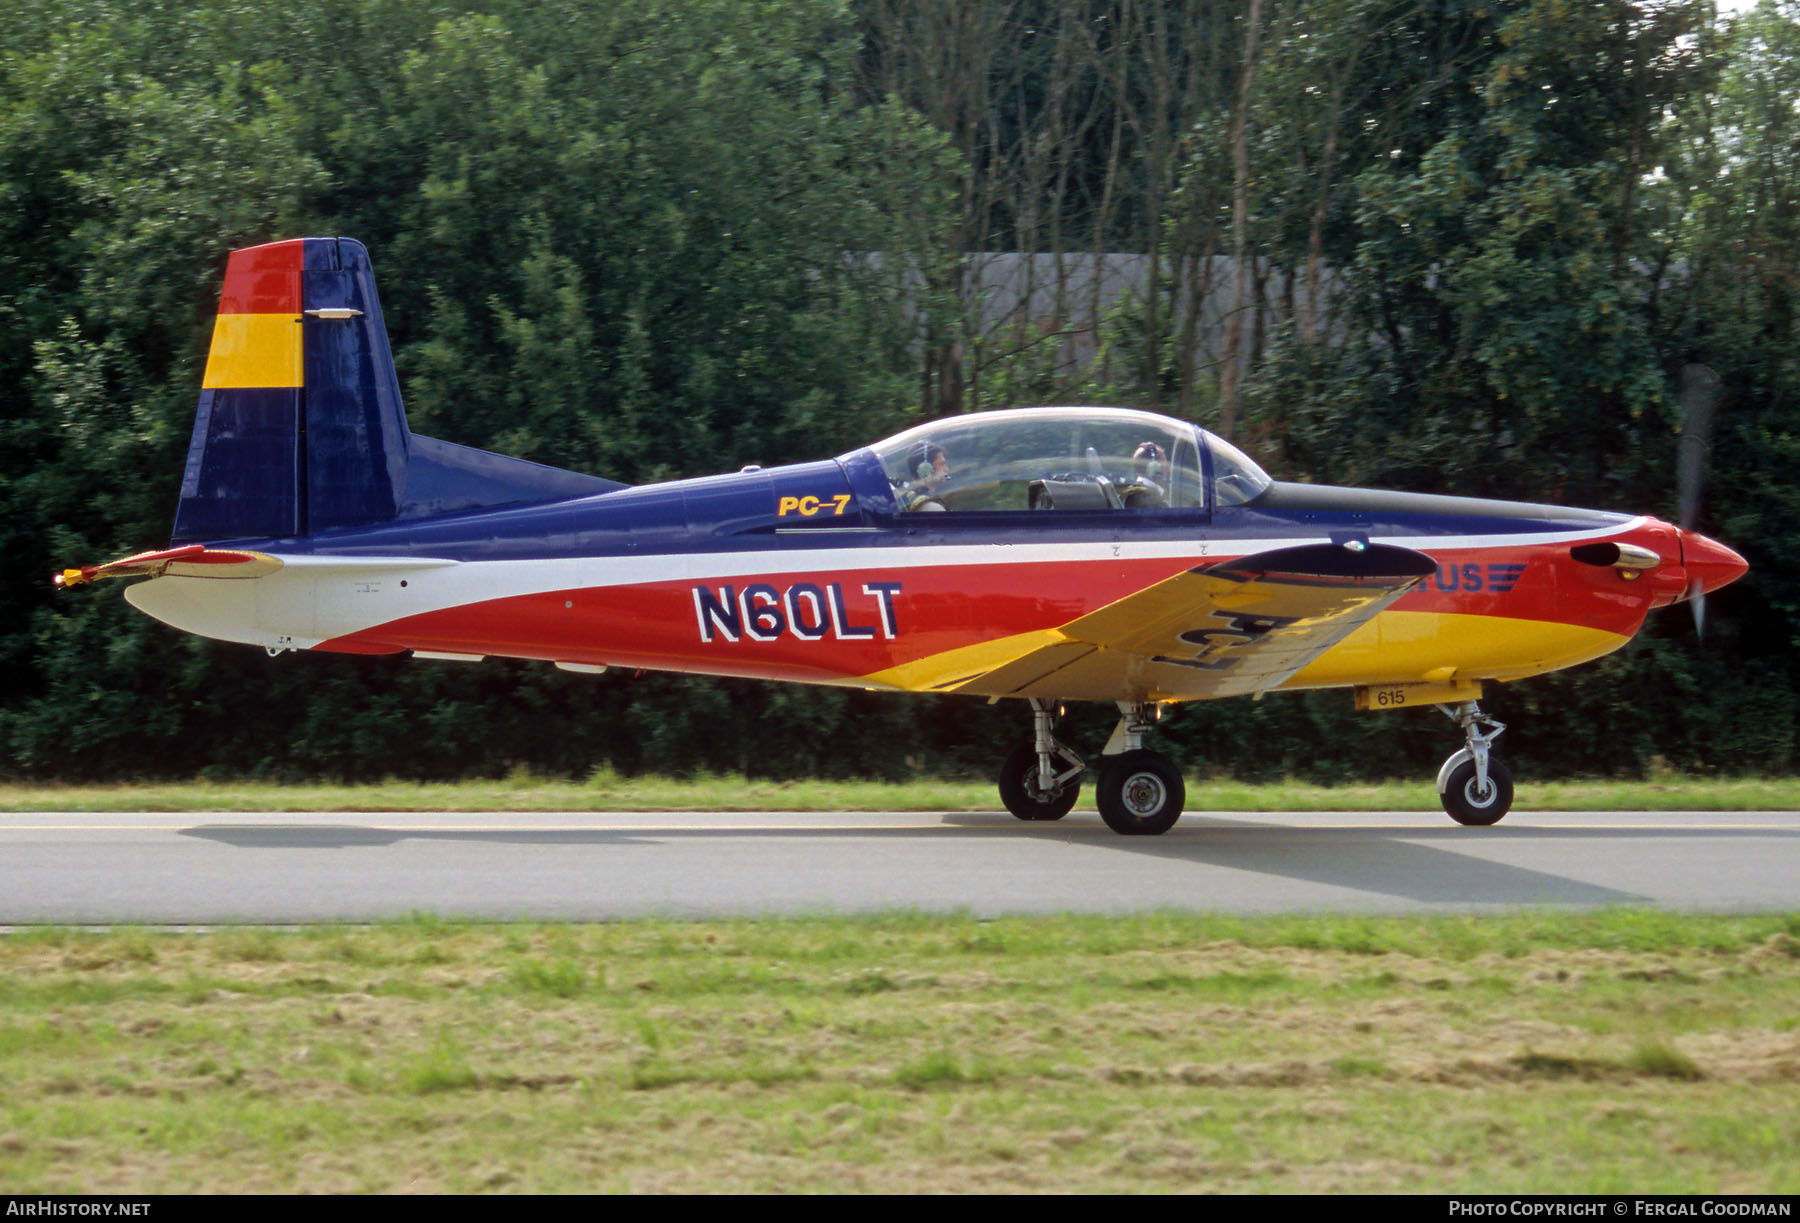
1033 817 1648 906
165 814 1795 907
984 814 1798 905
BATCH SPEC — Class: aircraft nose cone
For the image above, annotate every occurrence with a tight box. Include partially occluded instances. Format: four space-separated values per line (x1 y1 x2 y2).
1680 530 1749 598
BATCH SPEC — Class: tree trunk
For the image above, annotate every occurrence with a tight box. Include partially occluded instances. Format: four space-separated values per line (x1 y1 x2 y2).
1218 0 1265 440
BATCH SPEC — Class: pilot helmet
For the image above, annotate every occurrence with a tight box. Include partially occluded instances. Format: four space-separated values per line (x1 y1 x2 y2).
909 440 947 482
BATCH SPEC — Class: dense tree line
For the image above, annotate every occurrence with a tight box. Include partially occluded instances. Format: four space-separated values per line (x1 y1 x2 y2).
3 0 1795 783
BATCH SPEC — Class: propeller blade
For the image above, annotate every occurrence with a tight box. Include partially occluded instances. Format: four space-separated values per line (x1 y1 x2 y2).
1676 363 1722 638
1676 362 1719 532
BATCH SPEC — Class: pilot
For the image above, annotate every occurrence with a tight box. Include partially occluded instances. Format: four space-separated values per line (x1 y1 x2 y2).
1122 441 1168 508
900 440 950 511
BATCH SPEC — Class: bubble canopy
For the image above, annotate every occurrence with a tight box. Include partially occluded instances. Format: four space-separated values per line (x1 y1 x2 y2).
852 407 1270 514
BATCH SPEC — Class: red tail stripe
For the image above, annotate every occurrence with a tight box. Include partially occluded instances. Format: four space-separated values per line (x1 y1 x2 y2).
217 239 304 314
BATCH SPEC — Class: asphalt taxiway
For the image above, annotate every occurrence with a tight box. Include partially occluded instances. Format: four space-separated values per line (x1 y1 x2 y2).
3 809 1796 922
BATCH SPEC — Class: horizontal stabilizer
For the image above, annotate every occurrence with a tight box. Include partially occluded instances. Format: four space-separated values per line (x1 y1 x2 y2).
55 545 282 588
399 434 622 518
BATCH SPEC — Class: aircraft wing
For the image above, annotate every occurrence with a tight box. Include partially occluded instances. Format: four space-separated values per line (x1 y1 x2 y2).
54 545 283 588
939 542 1438 702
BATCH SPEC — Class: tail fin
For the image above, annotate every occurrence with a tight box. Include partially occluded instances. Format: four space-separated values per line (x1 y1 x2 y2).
172 237 619 544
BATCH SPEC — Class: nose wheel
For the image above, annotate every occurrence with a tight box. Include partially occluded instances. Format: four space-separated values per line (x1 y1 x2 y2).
1440 754 1513 825
1436 700 1512 825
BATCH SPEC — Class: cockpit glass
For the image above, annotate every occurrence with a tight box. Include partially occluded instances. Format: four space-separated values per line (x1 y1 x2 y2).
1204 431 1272 506
863 408 1209 513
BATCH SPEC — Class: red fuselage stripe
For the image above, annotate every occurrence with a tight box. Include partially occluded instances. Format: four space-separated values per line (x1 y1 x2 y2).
315 531 1670 682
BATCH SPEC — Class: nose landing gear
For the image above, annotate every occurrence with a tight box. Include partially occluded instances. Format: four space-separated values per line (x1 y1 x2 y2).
1436 700 1512 825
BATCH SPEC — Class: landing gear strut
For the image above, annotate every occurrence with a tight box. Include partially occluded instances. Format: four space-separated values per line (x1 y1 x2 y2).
1435 700 1512 825
997 699 1084 821
996 701 1187 835
1093 703 1186 835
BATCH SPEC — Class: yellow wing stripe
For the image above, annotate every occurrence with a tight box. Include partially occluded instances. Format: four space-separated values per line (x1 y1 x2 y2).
859 610 1631 700
861 628 1070 692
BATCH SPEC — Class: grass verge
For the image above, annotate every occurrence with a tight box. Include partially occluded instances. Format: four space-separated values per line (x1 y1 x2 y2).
2 910 1798 1193
3 771 1799 812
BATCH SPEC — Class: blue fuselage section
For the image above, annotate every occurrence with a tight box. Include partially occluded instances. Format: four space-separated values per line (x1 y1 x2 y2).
202 448 1631 564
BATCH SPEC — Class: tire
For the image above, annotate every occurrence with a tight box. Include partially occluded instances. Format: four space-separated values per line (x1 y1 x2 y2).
1095 750 1186 836
998 742 1080 821
1440 756 1513 826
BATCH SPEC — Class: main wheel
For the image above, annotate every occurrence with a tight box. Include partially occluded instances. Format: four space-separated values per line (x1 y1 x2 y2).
1095 750 1186 836
998 742 1080 821
1440 756 1513 826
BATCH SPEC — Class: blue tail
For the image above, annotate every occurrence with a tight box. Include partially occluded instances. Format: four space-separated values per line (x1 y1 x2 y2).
171 237 620 544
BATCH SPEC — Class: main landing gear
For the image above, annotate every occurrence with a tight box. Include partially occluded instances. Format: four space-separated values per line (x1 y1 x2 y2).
997 700 1188 835
997 699 1085 822
1436 699 1512 826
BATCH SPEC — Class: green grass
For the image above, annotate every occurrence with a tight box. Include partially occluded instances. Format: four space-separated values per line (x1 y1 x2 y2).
2 910 1798 1192
4 769 1800 812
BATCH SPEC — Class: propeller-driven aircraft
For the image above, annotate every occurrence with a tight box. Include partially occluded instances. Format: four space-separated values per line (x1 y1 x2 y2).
56 237 1748 834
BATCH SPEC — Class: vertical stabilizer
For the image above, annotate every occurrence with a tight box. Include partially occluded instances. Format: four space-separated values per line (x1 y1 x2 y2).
171 237 621 545
172 237 409 542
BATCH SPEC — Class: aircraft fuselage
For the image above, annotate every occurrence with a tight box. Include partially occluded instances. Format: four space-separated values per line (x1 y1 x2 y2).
125 450 1731 707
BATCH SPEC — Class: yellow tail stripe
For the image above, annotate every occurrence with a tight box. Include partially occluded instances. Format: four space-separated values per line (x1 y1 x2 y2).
201 313 302 389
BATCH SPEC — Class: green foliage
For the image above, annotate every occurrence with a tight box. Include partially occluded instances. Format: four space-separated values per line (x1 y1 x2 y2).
0 0 946 781
1251 0 1695 502
1238 0 1794 777
2 0 1796 781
